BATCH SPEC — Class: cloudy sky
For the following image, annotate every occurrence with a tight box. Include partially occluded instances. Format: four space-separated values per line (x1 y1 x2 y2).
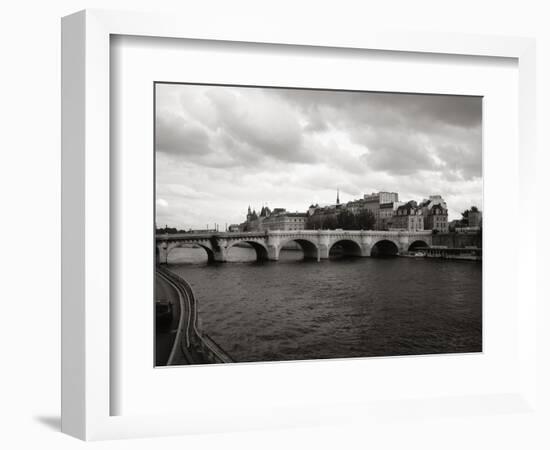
155 83 482 230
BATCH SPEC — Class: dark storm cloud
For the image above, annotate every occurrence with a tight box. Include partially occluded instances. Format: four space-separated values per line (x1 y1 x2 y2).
275 89 481 130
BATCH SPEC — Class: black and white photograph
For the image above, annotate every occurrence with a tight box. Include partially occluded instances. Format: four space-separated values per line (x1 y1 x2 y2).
154 83 483 366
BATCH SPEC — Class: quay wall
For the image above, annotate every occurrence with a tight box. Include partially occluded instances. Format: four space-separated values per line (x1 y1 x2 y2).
432 232 482 249
158 267 233 364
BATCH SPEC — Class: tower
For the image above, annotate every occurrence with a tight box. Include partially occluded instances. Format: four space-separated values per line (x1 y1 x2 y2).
336 187 340 205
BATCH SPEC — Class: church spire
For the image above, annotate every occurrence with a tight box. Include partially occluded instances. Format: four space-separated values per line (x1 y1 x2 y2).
336 187 340 205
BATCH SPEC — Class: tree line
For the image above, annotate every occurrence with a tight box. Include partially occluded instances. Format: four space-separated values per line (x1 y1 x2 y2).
305 209 376 230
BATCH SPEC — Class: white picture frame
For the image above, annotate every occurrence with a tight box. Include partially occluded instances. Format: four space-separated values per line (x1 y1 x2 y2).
61 9 538 441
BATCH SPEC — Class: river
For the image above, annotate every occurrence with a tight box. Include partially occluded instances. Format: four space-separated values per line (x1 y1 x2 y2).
164 246 482 363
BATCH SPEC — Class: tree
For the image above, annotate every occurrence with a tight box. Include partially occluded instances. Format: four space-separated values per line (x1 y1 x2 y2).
156 226 179 234
461 206 480 226
356 210 376 230
323 215 338 230
305 214 321 229
337 210 357 229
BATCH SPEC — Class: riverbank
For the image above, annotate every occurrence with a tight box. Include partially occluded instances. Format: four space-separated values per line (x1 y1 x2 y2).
415 247 482 261
154 271 185 365
156 267 233 365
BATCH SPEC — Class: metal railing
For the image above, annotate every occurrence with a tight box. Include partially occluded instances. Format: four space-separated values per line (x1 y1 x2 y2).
157 267 233 364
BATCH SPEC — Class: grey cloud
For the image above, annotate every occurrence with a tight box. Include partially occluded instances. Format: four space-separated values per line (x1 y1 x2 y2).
353 129 438 175
273 88 481 180
204 88 317 164
157 86 320 167
155 111 211 156
435 141 482 180
276 89 481 131
155 84 482 228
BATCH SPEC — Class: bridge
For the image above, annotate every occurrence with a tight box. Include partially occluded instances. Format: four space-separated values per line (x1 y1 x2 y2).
156 229 433 264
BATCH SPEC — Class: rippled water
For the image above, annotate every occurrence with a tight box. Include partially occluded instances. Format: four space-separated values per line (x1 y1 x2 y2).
166 246 482 362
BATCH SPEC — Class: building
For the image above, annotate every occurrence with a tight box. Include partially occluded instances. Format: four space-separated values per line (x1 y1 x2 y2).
363 194 381 227
378 201 404 230
308 190 401 230
242 206 307 231
243 205 271 231
424 204 449 233
419 195 449 233
364 192 399 229
228 224 241 232
342 191 400 230
262 210 307 231
390 201 424 231
345 198 368 215
308 204 319 216
364 191 399 204
419 195 447 210
304 189 345 229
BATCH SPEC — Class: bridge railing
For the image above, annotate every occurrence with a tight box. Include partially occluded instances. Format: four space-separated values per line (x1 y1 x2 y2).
155 229 434 241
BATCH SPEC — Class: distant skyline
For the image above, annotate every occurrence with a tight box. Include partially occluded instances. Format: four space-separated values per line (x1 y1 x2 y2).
155 83 482 229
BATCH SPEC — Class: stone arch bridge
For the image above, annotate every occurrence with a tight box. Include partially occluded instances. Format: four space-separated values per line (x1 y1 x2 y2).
156 230 433 264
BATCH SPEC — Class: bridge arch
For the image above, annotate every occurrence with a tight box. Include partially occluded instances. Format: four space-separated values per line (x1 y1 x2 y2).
408 240 430 252
328 239 362 258
166 242 215 263
371 239 399 257
227 240 269 261
278 238 319 260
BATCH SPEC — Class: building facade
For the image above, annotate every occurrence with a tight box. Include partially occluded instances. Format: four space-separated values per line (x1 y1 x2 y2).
364 191 399 204
262 210 307 231
342 191 400 230
242 206 307 231
390 201 424 231
378 201 404 230
424 204 449 233
238 192 456 234
419 195 449 233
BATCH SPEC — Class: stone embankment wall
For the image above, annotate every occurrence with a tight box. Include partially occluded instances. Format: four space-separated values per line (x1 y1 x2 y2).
432 232 482 248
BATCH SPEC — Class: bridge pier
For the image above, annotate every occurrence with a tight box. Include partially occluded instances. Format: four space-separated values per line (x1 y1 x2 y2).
267 245 279 261
398 237 410 255
212 248 227 263
158 245 168 265
318 244 329 260
360 244 372 257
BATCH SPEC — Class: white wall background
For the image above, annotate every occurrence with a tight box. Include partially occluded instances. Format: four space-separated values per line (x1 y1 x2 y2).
0 1 548 449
